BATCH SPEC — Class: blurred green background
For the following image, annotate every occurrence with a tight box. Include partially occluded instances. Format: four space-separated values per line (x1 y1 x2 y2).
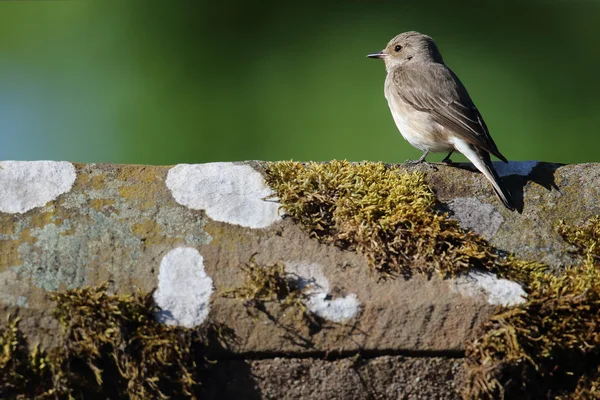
0 1 598 165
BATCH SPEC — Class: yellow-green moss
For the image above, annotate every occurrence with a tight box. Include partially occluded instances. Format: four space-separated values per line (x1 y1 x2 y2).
464 217 600 400
265 160 600 399
0 317 53 399
558 216 600 263
223 257 308 320
562 367 600 399
0 285 224 399
265 160 539 279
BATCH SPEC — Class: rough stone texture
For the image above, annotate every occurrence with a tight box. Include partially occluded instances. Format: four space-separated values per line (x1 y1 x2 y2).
200 355 464 400
0 160 596 398
422 161 595 268
0 161 512 355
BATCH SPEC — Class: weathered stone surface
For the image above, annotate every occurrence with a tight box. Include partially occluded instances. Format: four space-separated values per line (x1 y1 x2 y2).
0 160 596 398
200 355 464 400
421 161 594 268
0 161 535 356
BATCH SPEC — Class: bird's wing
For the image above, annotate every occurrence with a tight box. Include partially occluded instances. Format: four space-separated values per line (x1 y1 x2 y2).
390 64 507 162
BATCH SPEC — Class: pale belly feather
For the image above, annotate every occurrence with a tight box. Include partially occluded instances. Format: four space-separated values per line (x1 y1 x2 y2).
384 88 453 153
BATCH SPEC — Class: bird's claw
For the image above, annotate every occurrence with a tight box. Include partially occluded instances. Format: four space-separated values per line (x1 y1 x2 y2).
404 159 438 171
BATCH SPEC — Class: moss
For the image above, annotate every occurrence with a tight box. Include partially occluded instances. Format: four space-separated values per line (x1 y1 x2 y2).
265 160 600 398
0 284 224 399
265 160 536 279
562 367 600 399
0 317 54 399
223 256 307 317
558 216 600 262
464 217 600 399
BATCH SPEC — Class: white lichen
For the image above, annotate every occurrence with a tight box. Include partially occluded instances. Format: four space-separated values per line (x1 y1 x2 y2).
0 161 77 214
153 247 214 328
286 261 361 322
450 270 526 306
166 162 281 229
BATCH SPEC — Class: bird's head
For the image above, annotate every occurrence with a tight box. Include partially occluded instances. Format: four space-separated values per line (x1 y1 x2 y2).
367 31 444 71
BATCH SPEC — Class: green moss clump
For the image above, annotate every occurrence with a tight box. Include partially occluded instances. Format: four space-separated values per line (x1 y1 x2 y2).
265 160 600 398
563 366 600 399
265 160 506 278
224 257 303 303
223 257 309 321
464 217 600 399
0 317 54 399
0 284 223 399
266 160 551 281
559 216 600 263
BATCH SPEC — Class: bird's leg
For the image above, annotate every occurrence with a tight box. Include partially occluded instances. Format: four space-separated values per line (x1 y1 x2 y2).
405 150 438 170
405 150 429 165
441 151 454 164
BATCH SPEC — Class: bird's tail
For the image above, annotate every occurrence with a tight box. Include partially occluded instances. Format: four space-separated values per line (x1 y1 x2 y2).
453 139 515 211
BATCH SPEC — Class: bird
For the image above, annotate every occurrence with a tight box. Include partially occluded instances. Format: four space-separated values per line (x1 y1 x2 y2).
367 31 515 211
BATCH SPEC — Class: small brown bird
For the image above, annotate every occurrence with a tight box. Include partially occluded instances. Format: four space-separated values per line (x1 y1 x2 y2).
368 31 514 211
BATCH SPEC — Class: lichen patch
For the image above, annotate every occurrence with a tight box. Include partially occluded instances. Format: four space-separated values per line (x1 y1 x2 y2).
0 161 76 214
450 270 526 306
285 262 361 323
166 163 281 229
117 166 165 211
0 240 22 271
131 219 183 247
89 198 116 211
0 215 16 236
0 227 37 272
153 247 214 328
0 163 210 294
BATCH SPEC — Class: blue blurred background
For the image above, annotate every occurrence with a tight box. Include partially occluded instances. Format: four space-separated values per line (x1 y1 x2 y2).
0 1 598 165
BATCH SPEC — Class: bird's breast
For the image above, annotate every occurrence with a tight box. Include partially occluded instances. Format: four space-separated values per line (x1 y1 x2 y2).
384 85 453 153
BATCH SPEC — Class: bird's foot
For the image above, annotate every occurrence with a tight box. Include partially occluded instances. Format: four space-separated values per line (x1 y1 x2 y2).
404 159 438 171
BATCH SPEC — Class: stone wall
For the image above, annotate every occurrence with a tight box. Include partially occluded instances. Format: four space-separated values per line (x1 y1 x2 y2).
0 160 597 399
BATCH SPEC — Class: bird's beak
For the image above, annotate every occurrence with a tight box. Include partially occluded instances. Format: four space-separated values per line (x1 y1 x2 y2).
367 51 386 59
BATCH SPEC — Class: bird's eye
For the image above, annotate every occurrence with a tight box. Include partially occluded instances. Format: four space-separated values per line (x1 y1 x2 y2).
394 45 402 52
